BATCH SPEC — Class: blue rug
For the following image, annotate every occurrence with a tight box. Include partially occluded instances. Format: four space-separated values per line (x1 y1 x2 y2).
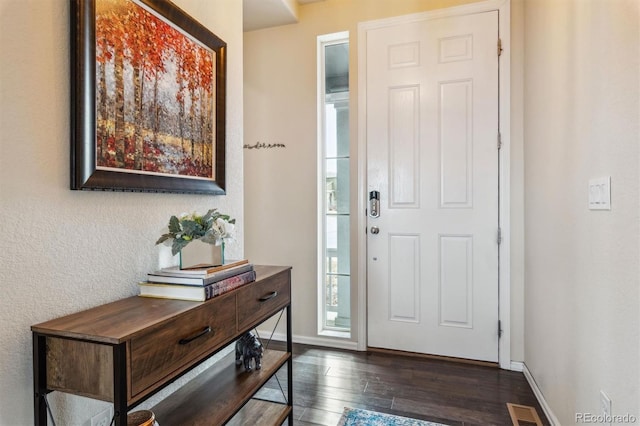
337 407 447 426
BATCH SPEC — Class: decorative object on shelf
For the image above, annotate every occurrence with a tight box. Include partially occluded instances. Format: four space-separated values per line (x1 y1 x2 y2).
178 240 225 270
235 332 264 372
156 209 235 269
70 0 228 194
127 410 158 426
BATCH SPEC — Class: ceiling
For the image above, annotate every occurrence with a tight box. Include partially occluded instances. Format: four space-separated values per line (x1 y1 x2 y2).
243 0 348 94
243 0 325 32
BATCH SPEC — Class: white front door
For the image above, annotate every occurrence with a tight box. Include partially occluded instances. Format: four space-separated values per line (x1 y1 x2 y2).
365 10 500 362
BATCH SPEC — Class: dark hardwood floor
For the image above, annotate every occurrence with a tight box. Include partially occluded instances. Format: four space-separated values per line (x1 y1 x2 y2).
257 343 549 426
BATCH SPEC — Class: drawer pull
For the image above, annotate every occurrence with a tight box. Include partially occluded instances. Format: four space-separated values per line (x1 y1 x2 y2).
178 326 212 345
259 291 278 302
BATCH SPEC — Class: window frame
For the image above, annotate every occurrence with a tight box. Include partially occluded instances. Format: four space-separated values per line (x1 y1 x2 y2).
317 31 351 337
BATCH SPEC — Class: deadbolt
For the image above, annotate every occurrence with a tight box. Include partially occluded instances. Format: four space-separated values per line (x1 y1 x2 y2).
369 191 380 218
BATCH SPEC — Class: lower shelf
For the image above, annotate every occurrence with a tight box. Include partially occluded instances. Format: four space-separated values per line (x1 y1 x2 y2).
151 349 291 425
227 400 292 426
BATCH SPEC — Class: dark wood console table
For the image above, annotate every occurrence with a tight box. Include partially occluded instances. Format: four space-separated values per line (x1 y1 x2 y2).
32 265 293 425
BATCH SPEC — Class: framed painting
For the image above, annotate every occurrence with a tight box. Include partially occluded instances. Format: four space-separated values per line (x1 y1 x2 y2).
70 0 227 194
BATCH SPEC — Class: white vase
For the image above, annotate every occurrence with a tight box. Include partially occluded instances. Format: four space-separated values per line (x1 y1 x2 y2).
179 240 224 269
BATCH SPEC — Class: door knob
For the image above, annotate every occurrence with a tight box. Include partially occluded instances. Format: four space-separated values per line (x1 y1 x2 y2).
370 226 379 234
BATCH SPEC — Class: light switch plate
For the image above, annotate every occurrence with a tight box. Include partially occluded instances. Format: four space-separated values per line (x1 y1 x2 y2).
589 177 611 210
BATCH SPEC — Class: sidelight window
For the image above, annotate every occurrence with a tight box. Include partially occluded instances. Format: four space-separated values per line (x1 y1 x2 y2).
317 32 350 335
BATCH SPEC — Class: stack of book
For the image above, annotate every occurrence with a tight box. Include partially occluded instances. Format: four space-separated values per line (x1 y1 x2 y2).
139 259 255 302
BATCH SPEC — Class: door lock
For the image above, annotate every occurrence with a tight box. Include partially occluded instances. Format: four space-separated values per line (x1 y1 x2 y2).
369 191 380 218
370 226 380 234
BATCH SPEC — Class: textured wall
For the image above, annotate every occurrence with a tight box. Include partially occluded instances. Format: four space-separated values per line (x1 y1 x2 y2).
244 0 526 361
523 0 639 423
0 0 243 424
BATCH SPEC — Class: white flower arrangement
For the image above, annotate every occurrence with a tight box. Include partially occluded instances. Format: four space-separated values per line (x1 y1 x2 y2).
156 209 235 256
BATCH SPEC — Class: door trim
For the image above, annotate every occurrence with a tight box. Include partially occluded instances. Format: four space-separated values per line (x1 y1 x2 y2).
356 0 512 369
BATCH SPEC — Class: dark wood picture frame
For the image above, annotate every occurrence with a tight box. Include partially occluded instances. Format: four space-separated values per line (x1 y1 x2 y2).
70 0 227 194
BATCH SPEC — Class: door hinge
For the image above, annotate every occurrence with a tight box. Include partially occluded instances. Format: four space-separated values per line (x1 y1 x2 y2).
497 228 502 245
497 38 503 57
498 320 503 338
497 132 502 150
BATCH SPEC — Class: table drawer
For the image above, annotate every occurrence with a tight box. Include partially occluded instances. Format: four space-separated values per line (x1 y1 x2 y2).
237 270 290 332
130 293 236 397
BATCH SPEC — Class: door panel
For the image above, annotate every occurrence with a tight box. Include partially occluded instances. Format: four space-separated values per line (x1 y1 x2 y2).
389 86 420 207
440 80 473 208
388 233 420 323
439 234 473 328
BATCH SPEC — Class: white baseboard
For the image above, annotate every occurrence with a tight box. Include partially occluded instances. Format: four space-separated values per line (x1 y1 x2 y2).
522 363 560 426
256 330 359 351
510 361 524 372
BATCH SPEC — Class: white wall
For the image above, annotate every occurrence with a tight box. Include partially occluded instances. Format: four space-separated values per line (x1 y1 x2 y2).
523 0 639 424
0 0 243 424
244 0 526 361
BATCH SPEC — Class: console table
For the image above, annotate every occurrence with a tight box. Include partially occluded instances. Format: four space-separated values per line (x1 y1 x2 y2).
31 265 292 425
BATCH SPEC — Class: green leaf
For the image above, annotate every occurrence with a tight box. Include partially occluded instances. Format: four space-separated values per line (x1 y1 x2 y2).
180 220 202 237
155 234 171 245
171 239 189 256
202 209 217 223
168 216 181 233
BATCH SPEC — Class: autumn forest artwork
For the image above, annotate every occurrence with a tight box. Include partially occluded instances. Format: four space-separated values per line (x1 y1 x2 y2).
95 0 216 179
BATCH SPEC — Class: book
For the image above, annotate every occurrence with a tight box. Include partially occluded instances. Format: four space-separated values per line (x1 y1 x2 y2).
204 270 256 299
139 270 256 302
147 263 254 286
160 259 249 276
